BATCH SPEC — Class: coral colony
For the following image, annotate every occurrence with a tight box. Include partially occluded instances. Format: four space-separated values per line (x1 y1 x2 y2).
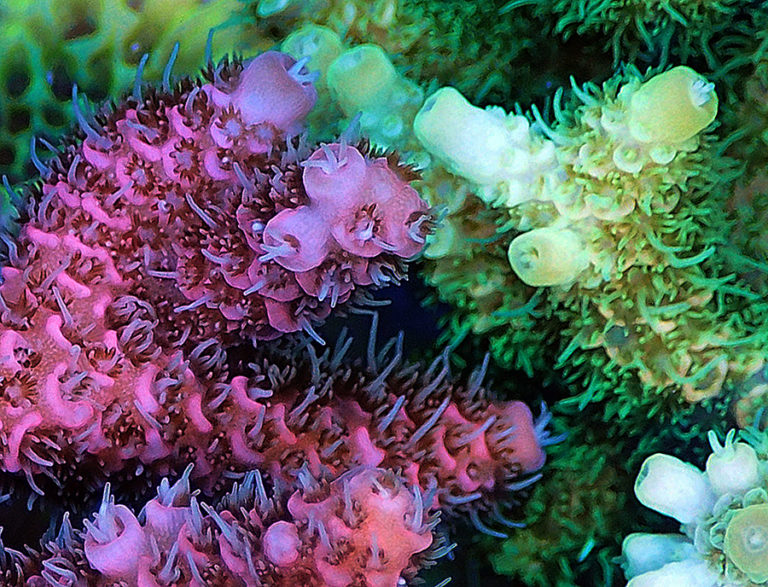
9 0 768 586
0 40 549 586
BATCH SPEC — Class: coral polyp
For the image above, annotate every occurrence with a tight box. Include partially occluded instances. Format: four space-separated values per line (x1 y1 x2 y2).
8 466 443 586
416 64 768 421
20 50 433 349
621 429 768 586
725 504 768 583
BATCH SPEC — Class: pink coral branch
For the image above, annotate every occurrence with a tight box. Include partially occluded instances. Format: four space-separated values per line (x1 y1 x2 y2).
10 466 439 586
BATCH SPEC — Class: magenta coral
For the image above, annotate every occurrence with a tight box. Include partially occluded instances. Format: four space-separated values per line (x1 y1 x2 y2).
0 47 546 582
8 465 441 586
25 50 432 350
0 260 547 520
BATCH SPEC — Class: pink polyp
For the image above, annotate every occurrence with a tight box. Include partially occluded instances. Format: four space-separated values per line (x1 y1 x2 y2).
6 411 43 472
497 401 547 472
84 504 145 579
45 316 72 350
41 364 94 429
135 364 162 415
349 426 386 467
302 144 368 208
262 207 330 272
24 226 60 248
230 52 317 131
56 271 92 298
0 330 29 372
185 393 213 434
263 521 301 567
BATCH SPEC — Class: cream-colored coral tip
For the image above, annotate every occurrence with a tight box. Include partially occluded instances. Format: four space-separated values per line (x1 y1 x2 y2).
414 87 511 185
327 45 397 115
628 66 718 144
705 431 761 497
622 533 696 579
634 453 715 524
626 559 719 587
281 25 343 83
724 504 768 583
507 228 587 287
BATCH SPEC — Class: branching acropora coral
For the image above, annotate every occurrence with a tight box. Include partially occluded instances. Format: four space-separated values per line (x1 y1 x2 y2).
0 47 471 501
0 254 549 521
621 429 768 586
21 49 433 349
414 65 768 418
4 465 445 586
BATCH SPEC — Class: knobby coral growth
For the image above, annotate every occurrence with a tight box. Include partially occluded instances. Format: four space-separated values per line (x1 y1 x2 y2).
621 429 768 586
415 65 768 421
0 46 450 502
4 465 448 586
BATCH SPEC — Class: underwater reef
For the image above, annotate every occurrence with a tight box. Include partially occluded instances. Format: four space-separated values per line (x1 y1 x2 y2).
4 0 768 586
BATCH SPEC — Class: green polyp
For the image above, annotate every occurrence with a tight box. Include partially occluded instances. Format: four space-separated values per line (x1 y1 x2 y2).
424 222 458 259
724 504 768 582
628 66 718 144
507 228 586 287
281 25 342 84
327 45 397 115
256 0 293 17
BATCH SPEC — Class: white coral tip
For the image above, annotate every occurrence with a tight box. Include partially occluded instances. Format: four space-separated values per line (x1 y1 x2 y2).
626 558 719 587
621 533 695 579
634 453 716 524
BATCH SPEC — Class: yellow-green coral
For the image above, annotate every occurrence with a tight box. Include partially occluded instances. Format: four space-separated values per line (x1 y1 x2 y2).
507 228 588 287
327 44 423 149
627 66 718 144
415 65 768 422
725 504 768 582
622 429 768 586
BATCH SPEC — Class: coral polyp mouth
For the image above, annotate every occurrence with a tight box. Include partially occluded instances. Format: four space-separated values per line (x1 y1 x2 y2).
725 504 768 582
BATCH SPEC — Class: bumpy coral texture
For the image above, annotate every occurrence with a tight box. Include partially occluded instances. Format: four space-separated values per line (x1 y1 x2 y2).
620 429 768 586
7 466 439 586
416 66 768 423
0 50 450 500
0 262 548 518
27 50 431 348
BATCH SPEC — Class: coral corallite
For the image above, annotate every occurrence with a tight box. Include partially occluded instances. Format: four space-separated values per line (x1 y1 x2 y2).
27 49 433 349
9 466 439 586
0 48 446 497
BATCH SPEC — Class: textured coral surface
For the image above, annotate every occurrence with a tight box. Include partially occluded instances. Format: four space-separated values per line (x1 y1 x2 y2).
7 466 439 586
0 48 447 496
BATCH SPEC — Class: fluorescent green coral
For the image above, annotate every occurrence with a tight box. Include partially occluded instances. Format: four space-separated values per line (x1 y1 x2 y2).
500 0 748 66
489 418 630 586
0 0 246 182
416 66 768 424
487 407 725 586
250 0 614 108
